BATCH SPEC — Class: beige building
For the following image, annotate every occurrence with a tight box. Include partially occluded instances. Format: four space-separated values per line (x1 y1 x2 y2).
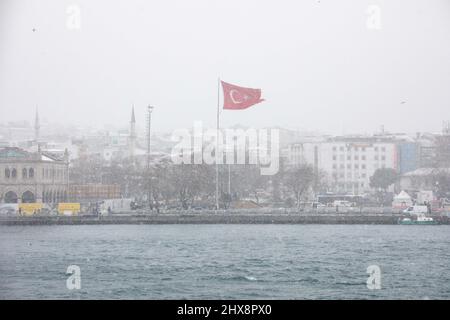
0 147 69 204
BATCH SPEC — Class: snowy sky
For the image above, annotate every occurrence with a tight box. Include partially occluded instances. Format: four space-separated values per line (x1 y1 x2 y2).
0 0 449 135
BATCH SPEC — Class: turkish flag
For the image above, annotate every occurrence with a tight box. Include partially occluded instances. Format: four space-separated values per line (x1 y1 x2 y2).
221 81 264 110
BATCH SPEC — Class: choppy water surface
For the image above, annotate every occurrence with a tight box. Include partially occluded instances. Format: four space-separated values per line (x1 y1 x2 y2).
1 225 449 299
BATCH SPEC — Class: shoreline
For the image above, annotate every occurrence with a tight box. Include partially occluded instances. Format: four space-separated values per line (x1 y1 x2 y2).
1 212 449 225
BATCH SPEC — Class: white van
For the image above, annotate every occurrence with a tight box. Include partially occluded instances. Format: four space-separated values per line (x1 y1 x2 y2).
333 200 353 207
403 205 428 215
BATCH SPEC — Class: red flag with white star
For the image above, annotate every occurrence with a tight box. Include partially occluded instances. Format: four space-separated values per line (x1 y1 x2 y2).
221 81 264 110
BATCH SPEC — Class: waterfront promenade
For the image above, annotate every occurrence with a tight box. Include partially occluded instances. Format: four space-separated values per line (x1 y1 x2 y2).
1 211 449 225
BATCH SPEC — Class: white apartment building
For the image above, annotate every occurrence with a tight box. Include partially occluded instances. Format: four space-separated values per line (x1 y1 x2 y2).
288 138 398 194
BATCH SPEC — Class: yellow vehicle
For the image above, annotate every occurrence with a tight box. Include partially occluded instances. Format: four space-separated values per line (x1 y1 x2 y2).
57 203 81 216
18 203 43 216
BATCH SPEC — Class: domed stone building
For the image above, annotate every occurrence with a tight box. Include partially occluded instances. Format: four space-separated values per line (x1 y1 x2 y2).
0 147 69 204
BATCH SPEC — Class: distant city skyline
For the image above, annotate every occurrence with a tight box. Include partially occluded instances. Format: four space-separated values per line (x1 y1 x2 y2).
1 109 449 137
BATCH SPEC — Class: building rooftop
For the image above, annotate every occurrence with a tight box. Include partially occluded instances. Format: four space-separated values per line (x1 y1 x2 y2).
403 167 450 177
0 147 66 162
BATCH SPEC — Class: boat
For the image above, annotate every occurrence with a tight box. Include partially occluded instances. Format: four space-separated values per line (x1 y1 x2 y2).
398 215 439 225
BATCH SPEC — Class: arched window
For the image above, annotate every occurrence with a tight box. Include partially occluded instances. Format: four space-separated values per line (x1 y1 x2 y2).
4 191 18 203
11 168 17 178
29 168 34 178
22 191 35 203
22 168 28 179
5 168 10 178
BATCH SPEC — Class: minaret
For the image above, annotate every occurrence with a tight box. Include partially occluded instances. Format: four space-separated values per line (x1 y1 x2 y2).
34 107 40 142
129 105 136 159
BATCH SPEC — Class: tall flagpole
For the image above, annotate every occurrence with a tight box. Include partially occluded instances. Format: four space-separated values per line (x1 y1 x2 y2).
216 77 220 211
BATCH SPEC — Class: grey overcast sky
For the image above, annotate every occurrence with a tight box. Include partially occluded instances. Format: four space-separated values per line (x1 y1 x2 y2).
0 0 449 134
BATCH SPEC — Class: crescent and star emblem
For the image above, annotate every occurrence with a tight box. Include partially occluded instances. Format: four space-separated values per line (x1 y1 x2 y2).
230 89 251 104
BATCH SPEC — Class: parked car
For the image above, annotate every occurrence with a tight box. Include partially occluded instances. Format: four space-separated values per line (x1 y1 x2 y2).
311 202 326 209
0 207 16 216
